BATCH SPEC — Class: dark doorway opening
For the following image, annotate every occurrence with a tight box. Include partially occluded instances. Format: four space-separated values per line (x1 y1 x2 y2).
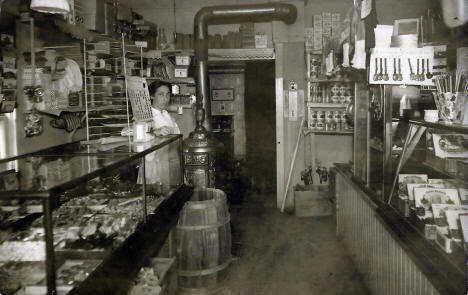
244 60 276 196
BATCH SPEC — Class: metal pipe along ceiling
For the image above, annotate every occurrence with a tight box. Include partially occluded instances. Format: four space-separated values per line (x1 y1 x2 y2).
193 3 297 130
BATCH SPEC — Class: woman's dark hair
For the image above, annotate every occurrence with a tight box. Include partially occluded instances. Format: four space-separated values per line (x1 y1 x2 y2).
148 80 171 97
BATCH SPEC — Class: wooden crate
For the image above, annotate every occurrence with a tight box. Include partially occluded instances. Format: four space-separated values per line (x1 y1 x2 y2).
294 185 332 217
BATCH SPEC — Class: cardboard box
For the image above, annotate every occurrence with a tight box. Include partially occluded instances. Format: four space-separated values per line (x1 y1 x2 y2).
313 15 323 51
294 185 332 217
254 33 268 49
322 12 332 37
305 27 314 52
174 67 188 78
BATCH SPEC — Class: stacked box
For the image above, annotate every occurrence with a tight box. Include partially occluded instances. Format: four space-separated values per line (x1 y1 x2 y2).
313 15 323 51
254 33 268 49
305 28 314 52
240 23 255 49
331 13 341 39
322 13 332 37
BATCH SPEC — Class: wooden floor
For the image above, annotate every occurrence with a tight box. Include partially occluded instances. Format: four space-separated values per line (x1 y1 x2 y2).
218 192 370 295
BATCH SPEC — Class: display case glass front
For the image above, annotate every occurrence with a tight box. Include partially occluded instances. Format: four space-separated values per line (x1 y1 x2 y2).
0 135 183 295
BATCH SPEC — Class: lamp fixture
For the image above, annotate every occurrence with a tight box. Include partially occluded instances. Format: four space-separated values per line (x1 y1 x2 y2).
30 0 70 14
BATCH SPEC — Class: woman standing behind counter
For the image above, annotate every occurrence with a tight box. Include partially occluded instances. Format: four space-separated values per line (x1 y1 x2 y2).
139 81 181 194
148 81 180 136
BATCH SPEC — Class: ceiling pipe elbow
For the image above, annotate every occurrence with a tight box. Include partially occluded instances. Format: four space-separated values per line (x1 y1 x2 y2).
192 2 297 131
194 3 297 61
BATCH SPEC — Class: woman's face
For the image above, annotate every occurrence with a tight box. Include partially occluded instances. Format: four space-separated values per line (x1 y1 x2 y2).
152 85 170 110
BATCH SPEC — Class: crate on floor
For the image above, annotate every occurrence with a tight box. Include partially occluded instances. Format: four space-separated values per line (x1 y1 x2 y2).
127 257 177 295
294 184 333 217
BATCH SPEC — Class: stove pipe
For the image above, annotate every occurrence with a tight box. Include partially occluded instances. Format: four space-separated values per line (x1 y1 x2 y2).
193 3 297 130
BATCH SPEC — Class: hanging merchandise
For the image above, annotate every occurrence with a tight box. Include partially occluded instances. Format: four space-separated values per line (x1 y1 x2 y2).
362 0 378 49
30 0 70 14
24 110 43 137
369 47 434 86
49 112 85 132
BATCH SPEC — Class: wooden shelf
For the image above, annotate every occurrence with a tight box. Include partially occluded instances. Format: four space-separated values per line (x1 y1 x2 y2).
307 102 348 108
141 48 275 61
303 128 353 135
145 77 195 84
307 77 354 83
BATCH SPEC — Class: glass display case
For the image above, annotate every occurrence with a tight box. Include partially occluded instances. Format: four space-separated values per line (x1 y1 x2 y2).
352 84 467 293
0 135 188 295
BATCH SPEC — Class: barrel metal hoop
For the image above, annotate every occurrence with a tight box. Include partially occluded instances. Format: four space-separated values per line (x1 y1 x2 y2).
185 199 226 210
178 257 231 277
177 217 231 230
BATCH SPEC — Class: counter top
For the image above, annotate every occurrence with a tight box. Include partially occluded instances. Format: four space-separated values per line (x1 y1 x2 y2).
334 163 466 295
0 135 182 199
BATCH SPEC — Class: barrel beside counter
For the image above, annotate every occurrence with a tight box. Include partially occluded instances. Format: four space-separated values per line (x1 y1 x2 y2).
177 188 232 295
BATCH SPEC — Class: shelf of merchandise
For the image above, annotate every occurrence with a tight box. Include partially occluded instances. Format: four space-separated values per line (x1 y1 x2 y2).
303 128 353 136
307 77 354 83
145 76 195 84
306 102 348 108
83 36 140 141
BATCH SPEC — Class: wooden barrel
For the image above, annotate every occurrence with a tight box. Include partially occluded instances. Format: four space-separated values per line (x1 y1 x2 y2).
177 188 232 294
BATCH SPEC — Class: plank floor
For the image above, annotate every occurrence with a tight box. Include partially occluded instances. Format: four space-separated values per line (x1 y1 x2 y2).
218 193 370 295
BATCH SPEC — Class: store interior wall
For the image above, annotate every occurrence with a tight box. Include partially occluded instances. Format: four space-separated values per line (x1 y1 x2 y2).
209 72 246 160
15 21 87 155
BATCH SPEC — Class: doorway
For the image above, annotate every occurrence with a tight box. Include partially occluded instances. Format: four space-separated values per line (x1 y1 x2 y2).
244 60 276 196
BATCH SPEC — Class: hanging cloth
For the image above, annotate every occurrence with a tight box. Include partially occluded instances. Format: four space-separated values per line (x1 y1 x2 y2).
351 0 367 69
362 0 378 49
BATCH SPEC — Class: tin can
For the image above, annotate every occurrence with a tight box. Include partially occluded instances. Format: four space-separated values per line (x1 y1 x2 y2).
325 110 333 122
316 121 324 130
317 110 325 122
340 111 347 123
310 109 317 120
309 120 317 130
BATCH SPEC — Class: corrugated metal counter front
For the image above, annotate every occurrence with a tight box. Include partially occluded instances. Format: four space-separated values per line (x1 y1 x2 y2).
334 163 466 295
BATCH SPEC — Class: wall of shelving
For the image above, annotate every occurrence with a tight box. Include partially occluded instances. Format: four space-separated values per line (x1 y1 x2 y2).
15 21 87 155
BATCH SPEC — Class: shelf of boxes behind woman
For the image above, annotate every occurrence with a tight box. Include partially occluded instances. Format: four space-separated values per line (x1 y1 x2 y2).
0 34 17 114
84 40 143 140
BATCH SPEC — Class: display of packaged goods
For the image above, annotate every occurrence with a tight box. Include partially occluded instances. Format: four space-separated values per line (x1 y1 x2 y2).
445 208 468 242
458 188 468 204
414 188 460 219
56 213 137 251
0 262 46 294
0 241 45 261
432 133 468 159
55 260 102 286
398 174 428 196
14 285 73 295
406 183 444 201
459 213 468 250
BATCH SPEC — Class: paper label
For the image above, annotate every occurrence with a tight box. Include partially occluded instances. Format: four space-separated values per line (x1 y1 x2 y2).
288 90 298 121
